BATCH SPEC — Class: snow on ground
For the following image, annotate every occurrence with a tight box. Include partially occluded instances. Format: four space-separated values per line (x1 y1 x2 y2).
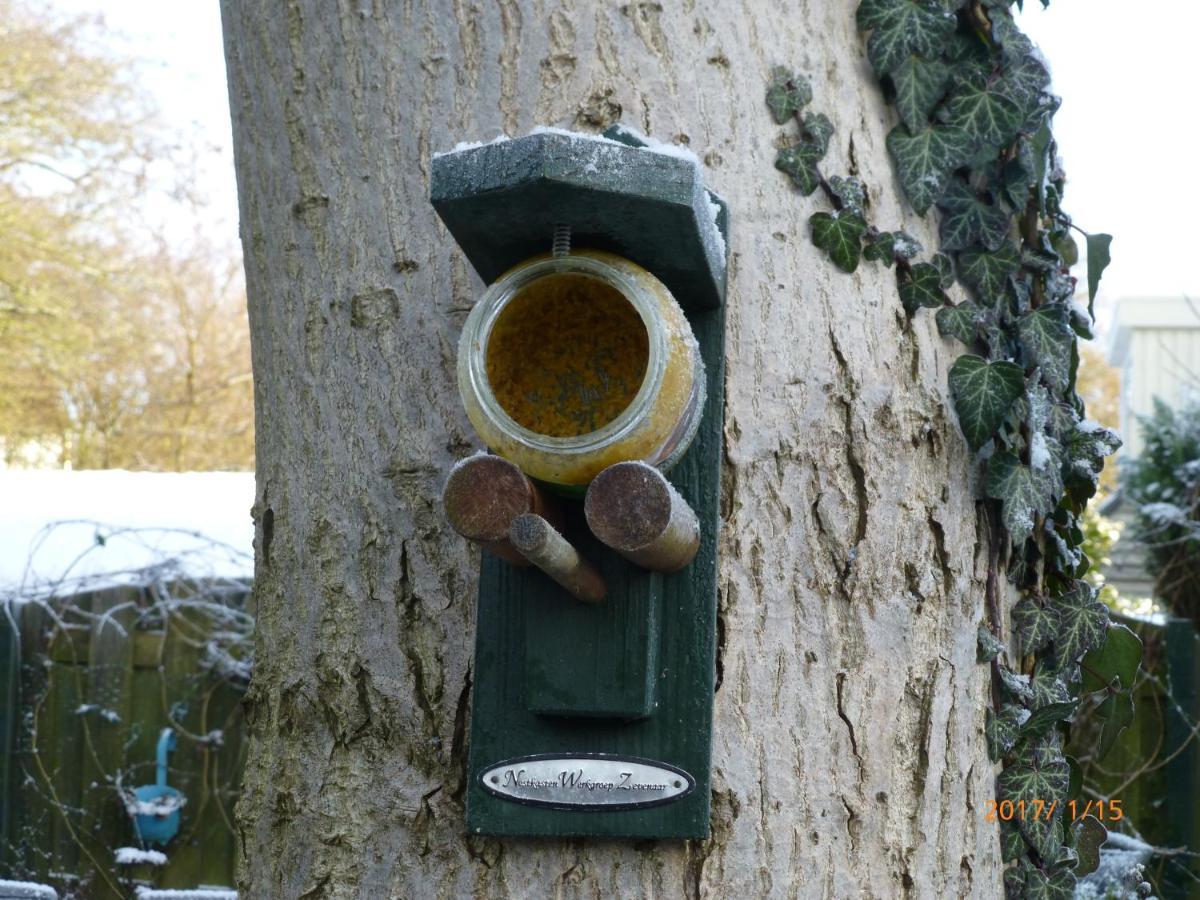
114 847 168 866
0 470 254 595
0 880 59 900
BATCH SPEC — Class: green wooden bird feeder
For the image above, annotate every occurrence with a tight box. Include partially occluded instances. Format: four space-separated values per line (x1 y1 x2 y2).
431 126 729 839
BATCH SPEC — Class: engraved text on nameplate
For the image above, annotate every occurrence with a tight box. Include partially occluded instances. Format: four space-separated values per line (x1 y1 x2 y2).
479 755 694 810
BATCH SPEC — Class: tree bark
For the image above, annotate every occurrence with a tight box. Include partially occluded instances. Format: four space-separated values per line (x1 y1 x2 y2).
221 1 1001 897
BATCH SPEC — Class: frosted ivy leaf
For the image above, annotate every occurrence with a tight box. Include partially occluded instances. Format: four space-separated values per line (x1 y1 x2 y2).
937 179 1012 252
886 123 971 215
977 625 1005 663
987 451 1057 546
1017 306 1073 392
936 301 986 345
898 262 950 314
947 354 1024 451
987 704 1028 760
765 67 812 123
1051 581 1109 666
942 66 1025 154
776 142 824 196
829 175 866 213
892 54 951 132
810 210 867 273
997 754 1069 860
958 243 1021 305
856 0 957 77
1029 664 1070 707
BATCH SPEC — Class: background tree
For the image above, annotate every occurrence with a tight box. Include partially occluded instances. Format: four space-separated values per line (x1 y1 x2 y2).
1125 400 1200 624
0 0 253 470
1076 344 1121 497
222 2 1004 896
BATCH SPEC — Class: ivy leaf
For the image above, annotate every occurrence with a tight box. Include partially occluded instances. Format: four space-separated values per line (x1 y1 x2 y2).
898 262 950 313
1063 418 1121 500
936 300 985 345
977 625 1005 663
1030 664 1071 707
999 53 1052 120
942 67 1025 154
990 9 1035 59
1074 815 1107 877
766 67 812 123
856 0 957 76
987 451 1055 545
998 665 1034 703
987 704 1029 761
997 754 1069 859
893 231 923 260
802 112 835 154
892 54 951 132
1020 701 1075 737
863 232 896 265
1080 623 1142 693
1023 866 1076 900
810 211 868 273
1017 600 1056 657
1095 689 1135 760
999 821 1025 862
931 252 955 288
1069 304 1094 340
1023 729 1066 768
1029 121 1053 211
938 179 1012 251
829 175 866 213
1053 581 1109 666
1000 144 1038 210
947 355 1024 450
886 123 971 215
959 243 1021 305
1018 306 1074 392
1085 231 1113 311
775 143 825 195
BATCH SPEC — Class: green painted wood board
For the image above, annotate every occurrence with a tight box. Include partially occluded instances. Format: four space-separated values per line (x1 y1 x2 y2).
1164 618 1200 897
431 131 727 311
436 127 728 839
464 298 724 840
0 611 16 856
522 513 662 719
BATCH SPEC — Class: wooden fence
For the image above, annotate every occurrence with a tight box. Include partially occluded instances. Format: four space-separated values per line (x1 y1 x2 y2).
0 580 251 898
1076 612 1200 897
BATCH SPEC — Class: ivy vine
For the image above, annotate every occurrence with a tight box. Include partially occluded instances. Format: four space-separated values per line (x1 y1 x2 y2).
769 2 1143 896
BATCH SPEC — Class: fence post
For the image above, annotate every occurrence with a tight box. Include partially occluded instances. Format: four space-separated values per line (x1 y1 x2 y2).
0 603 17 863
1164 616 1200 897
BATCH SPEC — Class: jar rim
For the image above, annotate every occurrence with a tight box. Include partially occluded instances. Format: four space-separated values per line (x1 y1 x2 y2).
461 254 667 457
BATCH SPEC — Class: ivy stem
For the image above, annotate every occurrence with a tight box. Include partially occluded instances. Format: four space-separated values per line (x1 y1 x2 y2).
984 507 1005 709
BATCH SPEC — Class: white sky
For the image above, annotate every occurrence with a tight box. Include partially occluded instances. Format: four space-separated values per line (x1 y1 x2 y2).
0 471 253 592
45 1 1200 329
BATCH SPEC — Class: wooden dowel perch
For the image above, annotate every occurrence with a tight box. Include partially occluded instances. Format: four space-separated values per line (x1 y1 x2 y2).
442 453 557 566
508 513 607 604
584 460 700 573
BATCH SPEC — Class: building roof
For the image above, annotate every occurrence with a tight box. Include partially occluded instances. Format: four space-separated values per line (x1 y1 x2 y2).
1109 296 1200 367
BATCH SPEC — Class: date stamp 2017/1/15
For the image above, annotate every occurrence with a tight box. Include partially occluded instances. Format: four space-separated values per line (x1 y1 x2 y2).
984 799 1123 823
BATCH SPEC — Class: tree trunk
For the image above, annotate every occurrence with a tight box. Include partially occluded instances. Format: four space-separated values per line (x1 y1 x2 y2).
221 1 1001 897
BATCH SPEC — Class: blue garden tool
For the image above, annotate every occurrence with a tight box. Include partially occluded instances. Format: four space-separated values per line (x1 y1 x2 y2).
131 728 183 845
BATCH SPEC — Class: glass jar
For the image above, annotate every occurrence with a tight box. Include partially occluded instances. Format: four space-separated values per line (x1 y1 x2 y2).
457 249 705 489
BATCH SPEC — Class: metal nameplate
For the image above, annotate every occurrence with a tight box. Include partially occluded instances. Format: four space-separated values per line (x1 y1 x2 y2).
479 753 695 811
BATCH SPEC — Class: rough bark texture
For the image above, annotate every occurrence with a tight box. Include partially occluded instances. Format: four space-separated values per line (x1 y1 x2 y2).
221 1 1002 897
